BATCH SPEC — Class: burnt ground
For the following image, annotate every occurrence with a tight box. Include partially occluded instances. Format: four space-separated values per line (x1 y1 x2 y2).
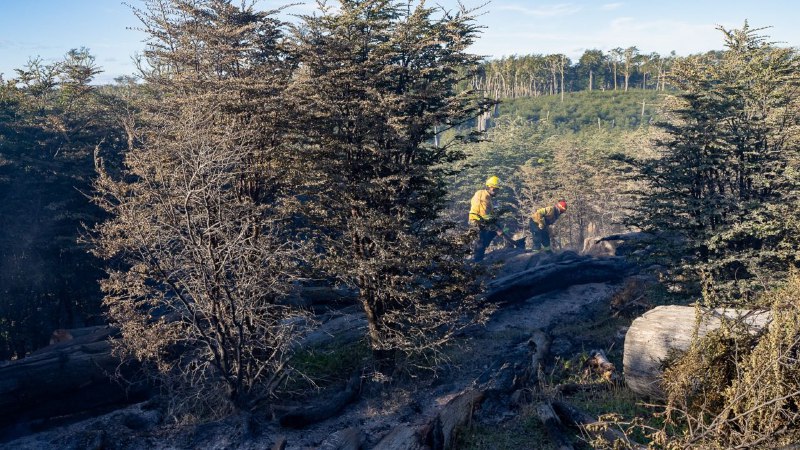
3 250 635 450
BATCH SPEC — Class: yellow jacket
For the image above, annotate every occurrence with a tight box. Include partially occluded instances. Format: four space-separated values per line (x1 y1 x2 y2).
469 189 494 224
532 205 561 229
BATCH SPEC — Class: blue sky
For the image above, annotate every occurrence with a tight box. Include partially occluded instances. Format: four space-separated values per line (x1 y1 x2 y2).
1 0 798 84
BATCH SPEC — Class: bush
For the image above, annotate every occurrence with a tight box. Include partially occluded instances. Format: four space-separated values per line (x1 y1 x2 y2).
659 273 800 448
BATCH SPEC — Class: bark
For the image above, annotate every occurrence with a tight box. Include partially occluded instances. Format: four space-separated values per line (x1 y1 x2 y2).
623 305 770 398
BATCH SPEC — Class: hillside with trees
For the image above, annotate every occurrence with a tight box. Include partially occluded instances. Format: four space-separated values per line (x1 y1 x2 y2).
1 1 799 448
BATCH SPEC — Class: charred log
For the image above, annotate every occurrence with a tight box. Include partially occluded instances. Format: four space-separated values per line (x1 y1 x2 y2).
486 253 631 304
279 371 361 429
0 325 149 431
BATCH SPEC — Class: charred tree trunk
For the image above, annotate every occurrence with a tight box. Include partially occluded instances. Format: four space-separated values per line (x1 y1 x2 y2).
486 252 631 304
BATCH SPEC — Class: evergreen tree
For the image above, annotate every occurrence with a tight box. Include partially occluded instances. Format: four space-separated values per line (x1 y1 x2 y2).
617 23 800 304
290 0 490 373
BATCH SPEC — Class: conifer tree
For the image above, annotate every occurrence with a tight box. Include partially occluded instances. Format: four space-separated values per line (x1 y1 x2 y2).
617 23 800 304
290 0 491 373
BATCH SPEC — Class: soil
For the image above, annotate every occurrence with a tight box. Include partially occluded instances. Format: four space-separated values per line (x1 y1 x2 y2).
2 251 632 450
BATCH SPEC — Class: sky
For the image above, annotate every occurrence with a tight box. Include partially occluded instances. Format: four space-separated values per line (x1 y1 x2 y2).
1 0 799 85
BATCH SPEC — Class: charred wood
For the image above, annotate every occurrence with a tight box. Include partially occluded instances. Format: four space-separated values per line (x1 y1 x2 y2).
279 371 361 429
534 402 574 450
0 325 149 430
486 253 631 304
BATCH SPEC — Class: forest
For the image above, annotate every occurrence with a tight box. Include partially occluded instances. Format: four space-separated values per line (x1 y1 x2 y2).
1 0 799 448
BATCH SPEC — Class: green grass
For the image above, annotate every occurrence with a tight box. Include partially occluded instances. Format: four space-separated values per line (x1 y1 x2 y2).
455 413 560 450
289 339 370 385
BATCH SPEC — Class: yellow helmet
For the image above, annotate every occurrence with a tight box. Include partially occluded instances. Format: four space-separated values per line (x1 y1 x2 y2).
485 175 500 188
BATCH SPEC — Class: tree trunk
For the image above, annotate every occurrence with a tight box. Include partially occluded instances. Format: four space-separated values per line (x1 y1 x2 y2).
485 252 631 304
623 305 770 398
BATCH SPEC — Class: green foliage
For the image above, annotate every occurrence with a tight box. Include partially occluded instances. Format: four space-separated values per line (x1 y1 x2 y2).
289 0 490 373
499 89 664 132
617 23 800 304
0 50 124 358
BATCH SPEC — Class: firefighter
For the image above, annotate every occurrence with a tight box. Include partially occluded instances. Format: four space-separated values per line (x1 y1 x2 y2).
530 200 567 252
469 176 503 262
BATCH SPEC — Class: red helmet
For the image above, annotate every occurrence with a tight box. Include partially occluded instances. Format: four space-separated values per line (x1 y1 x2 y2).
556 200 567 212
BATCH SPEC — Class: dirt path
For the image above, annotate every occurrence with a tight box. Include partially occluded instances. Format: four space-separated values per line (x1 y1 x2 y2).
5 258 626 450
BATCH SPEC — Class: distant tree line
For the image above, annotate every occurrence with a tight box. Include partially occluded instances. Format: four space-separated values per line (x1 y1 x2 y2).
473 47 712 100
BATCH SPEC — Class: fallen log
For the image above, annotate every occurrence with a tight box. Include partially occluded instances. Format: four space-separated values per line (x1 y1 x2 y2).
534 402 574 450
623 305 770 398
486 253 631 304
279 371 361 428
552 400 646 450
0 304 367 434
373 388 484 450
0 325 149 429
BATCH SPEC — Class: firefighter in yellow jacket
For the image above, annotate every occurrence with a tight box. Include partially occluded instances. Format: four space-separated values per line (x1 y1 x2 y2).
530 200 567 252
469 176 503 262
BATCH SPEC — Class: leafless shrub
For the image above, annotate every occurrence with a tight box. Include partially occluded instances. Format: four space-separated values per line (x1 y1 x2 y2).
90 105 311 415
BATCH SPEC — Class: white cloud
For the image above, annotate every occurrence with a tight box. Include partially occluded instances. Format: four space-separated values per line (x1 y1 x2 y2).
495 3 582 17
601 3 623 10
